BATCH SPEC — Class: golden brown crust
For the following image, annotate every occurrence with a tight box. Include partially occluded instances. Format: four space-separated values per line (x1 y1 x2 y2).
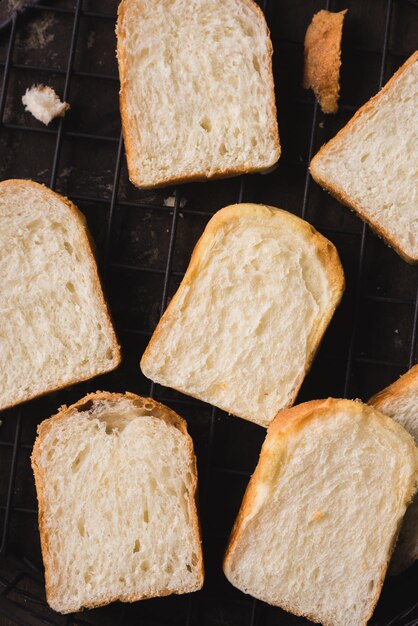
0 179 121 412
141 204 345 427
370 366 418 576
31 391 204 612
116 0 280 189
310 51 418 264
223 398 418 626
369 364 418 409
303 9 347 114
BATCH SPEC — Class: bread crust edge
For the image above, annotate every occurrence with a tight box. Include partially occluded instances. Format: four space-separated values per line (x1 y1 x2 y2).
303 9 347 115
31 391 204 613
309 51 418 264
369 363 418 409
368 364 418 574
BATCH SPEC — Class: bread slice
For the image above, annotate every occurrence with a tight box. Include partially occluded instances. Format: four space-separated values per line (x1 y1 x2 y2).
0 180 120 411
223 398 418 626
116 0 280 189
303 9 347 114
31 392 204 613
369 364 418 574
141 204 344 427
310 51 418 263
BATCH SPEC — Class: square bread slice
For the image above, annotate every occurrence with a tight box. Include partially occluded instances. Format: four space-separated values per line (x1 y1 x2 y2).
369 364 418 574
0 180 120 411
310 51 418 263
223 398 418 626
141 204 344 427
116 0 280 188
31 392 204 613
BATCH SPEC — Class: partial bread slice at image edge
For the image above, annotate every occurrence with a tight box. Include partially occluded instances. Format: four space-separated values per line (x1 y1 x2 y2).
0 179 121 412
141 204 345 427
116 0 280 188
369 364 418 574
223 398 418 626
31 391 204 613
310 51 418 264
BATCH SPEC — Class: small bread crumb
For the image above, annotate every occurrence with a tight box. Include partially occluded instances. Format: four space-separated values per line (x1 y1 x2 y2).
22 84 70 126
303 9 347 114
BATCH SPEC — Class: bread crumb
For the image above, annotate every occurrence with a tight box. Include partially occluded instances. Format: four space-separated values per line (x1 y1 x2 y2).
163 195 187 209
303 9 347 114
163 195 176 207
311 510 326 522
22 84 70 126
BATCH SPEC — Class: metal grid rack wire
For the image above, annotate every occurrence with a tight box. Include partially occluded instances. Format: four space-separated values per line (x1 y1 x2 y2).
0 0 417 625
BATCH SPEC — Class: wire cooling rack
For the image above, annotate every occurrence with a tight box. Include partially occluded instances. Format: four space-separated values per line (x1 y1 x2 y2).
0 1 417 625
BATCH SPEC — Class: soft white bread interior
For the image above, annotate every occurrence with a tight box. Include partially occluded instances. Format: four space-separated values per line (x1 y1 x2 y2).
22 84 70 125
223 398 418 626
116 0 280 188
310 51 418 263
141 204 344 427
31 392 204 614
369 364 418 573
0 180 120 411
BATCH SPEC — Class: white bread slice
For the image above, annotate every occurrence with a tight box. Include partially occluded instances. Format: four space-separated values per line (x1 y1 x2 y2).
31 392 204 614
223 398 418 626
0 180 120 411
310 51 418 263
141 204 344 427
369 364 418 574
303 10 347 114
116 0 280 189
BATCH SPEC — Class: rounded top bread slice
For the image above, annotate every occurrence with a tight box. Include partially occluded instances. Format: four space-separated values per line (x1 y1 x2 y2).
310 51 418 263
224 398 418 626
117 0 280 188
141 204 344 427
0 180 120 411
369 364 418 573
31 391 204 613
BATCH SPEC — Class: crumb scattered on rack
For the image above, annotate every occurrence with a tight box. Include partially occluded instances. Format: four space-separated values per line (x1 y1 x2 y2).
163 195 187 208
22 85 70 126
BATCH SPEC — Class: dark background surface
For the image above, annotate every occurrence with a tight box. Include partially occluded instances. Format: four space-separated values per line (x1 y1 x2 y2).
0 0 417 625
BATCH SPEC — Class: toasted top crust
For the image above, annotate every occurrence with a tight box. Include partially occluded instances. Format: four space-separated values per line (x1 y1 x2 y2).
369 364 418 408
34 391 190 441
176 203 345 296
303 9 347 114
